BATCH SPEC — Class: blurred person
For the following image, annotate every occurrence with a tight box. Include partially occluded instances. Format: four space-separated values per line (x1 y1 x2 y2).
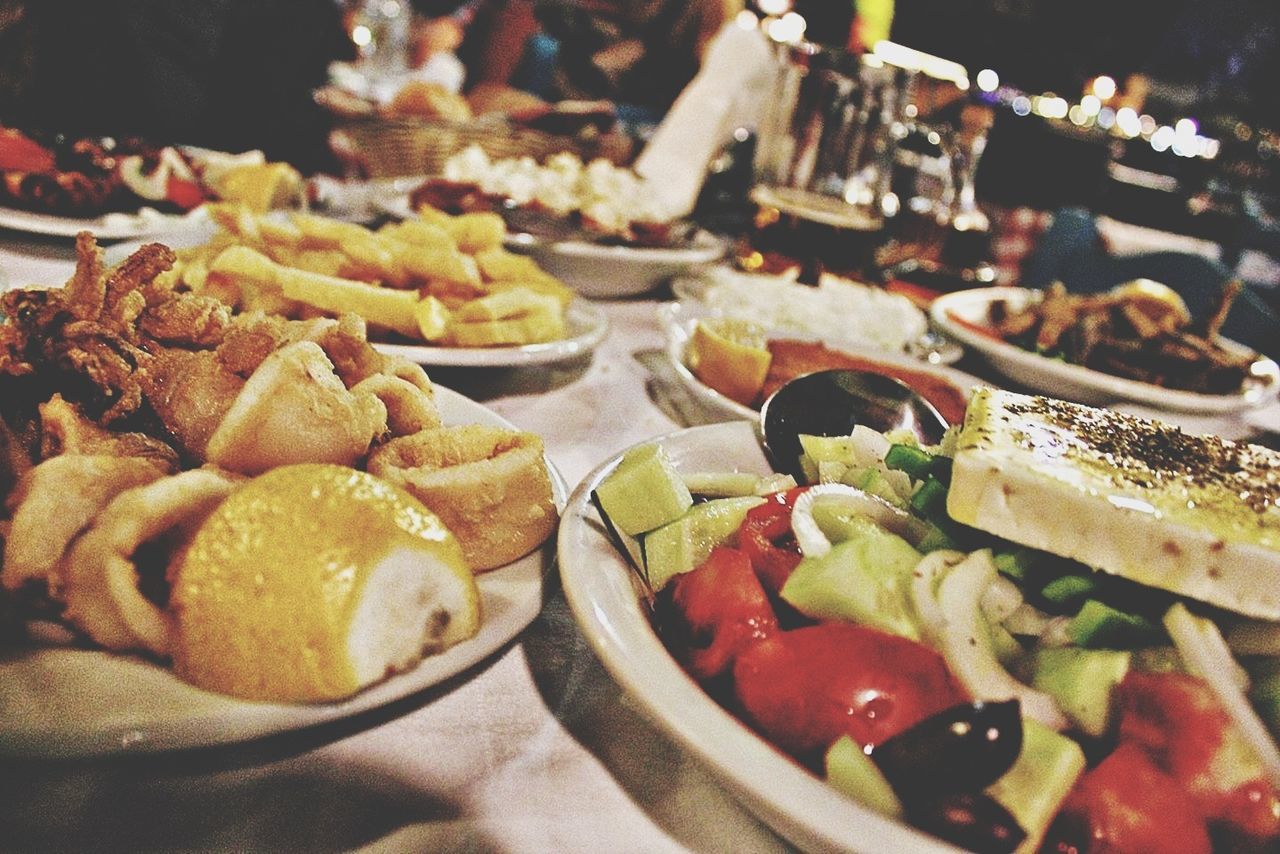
464 0 742 135
1 0 353 174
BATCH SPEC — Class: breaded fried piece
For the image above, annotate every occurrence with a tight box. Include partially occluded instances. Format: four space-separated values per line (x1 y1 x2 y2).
2 454 168 597
139 349 246 460
38 394 180 472
138 293 231 347
63 231 107 321
103 242 175 328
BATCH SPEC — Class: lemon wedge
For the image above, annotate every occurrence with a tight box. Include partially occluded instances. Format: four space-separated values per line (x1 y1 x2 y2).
688 318 773 406
169 463 479 702
1110 278 1191 327
214 162 304 212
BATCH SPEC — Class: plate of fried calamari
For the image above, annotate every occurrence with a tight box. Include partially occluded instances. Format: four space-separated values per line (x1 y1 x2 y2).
0 237 566 758
931 284 1280 413
102 203 609 367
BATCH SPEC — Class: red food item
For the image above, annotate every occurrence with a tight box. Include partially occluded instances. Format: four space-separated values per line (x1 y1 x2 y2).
732 621 967 758
1114 671 1280 841
165 175 206 211
670 546 777 680
738 487 807 595
1059 742 1212 854
0 128 55 173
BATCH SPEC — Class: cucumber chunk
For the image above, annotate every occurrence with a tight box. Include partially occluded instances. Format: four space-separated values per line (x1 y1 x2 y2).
826 735 903 818
1030 647 1131 737
986 720 1086 854
595 443 692 536
1068 599 1162 649
642 496 765 590
781 518 922 640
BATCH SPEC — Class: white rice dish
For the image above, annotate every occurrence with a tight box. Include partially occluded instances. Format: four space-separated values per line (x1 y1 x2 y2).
695 269 928 353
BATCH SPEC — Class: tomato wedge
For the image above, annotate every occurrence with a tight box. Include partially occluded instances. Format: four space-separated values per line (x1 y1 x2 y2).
738 486 807 595
733 621 967 759
670 546 777 680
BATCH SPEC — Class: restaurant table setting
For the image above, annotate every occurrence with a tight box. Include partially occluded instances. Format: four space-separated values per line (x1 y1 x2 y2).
6 23 1280 854
4 196 1280 850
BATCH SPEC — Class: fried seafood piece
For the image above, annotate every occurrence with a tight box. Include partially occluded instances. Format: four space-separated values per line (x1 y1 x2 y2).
2 454 169 598
58 467 243 655
205 341 388 475
367 425 557 571
38 394 180 471
352 371 441 437
213 311 334 377
136 292 231 347
63 231 107 321
138 348 246 461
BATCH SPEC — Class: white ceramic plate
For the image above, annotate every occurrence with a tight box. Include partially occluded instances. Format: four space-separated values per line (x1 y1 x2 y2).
376 191 726 299
658 302 980 425
101 229 609 368
0 202 208 241
0 386 566 759
375 299 608 366
558 423 957 853
930 287 1280 414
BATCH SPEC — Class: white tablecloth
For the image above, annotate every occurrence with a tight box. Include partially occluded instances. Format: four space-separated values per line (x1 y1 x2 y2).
1 228 1277 853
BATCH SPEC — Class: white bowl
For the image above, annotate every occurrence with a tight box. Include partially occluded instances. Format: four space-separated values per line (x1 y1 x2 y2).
510 232 726 299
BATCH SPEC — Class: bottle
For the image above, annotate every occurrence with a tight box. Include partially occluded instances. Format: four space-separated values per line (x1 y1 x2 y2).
351 0 410 81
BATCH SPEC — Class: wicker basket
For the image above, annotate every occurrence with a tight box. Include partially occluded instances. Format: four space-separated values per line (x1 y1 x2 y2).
331 116 592 178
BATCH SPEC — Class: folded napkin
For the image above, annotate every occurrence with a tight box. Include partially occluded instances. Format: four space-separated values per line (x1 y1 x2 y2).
634 21 775 219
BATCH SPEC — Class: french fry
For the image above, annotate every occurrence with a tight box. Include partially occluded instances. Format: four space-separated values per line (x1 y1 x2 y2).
394 242 479 287
447 287 565 346
377 219 455 252
414 295 452 342
444 212 506 254
412 204 505 253
473 246 542 281
210 245 420 338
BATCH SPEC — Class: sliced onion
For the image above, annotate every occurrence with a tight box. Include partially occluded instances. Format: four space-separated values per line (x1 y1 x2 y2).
789 483 932 558
1002 603 1055 639
1165 603 1280 788
911 549 965 635
919 549 1069 731
981 574 1024 624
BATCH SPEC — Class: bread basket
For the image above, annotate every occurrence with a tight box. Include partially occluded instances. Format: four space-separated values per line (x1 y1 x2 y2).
330 115 593 179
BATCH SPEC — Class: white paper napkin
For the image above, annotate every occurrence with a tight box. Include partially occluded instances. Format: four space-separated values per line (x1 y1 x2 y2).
633 20 775 219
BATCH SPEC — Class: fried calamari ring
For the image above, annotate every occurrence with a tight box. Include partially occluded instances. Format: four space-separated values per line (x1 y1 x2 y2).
351 372 441 437
59 467 243 655
367 425 557 571
205 340 387 475
2 455 169 597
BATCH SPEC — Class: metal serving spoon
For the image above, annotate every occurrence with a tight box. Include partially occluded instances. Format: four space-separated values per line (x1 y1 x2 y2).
758 369 951 480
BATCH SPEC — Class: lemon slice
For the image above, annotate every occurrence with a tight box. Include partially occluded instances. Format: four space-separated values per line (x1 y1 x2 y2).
169 463 480 702
687 318 773 406
1110 278 1191 327
214 162 304 212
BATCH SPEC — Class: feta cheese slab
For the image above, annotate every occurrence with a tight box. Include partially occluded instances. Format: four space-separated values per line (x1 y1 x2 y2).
948 388 1280 619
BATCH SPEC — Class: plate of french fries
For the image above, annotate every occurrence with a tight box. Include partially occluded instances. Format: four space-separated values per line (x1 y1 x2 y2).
102 203 609 367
